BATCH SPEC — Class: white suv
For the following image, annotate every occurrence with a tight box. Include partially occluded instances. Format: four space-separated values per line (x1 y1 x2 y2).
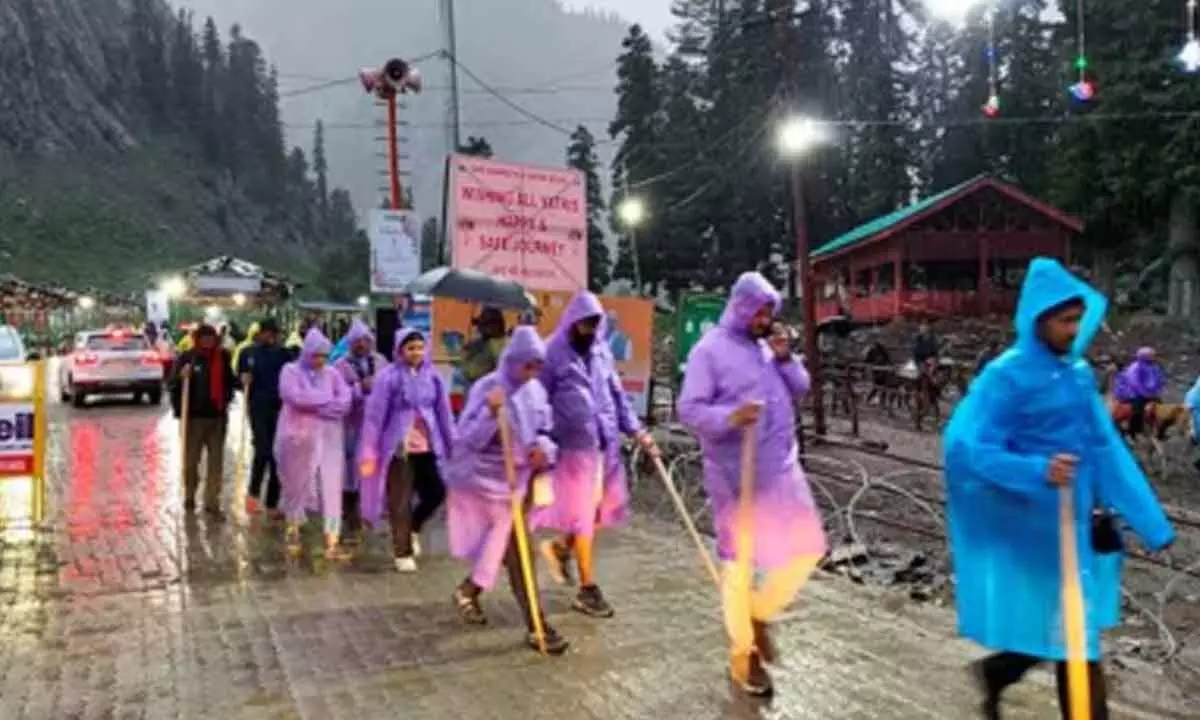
59 330 164 407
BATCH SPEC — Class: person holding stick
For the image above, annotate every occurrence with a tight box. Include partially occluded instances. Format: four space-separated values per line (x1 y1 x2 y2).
677 271 827 697
442 326 568 654
170 324 237 519
943 258 1174 719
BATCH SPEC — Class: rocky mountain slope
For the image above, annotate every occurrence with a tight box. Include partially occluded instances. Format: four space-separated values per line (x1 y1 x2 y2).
0 0 349 292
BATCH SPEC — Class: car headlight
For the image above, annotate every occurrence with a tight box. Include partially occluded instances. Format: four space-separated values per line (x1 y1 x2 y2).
0 365 35 399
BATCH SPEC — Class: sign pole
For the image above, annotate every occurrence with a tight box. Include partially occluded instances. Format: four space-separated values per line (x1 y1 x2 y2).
32 360 46 523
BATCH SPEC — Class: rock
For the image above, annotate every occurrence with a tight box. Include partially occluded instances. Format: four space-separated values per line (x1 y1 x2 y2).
826 542 870 567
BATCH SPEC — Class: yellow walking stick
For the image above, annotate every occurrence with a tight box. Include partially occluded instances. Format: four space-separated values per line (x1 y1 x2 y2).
735 418 759 615
497 405 548 655
179 370 191 493
1059 484 1092 719
235 376 251 494
651 456 721 587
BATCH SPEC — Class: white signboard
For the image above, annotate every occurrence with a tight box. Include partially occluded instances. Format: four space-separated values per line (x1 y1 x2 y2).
145 290 168 324
369 209 422 293
193 275 262 294
0 403 35 476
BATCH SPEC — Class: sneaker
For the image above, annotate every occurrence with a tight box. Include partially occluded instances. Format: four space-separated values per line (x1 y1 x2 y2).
752 619 777 664
285 524 302 554
527 625 570 655
394 556 418 573
572 584 614 618
245 496 262 516
411 533 422 558
453 587 487 625
540 539 573 585
729 651 773 697
324 533 349 560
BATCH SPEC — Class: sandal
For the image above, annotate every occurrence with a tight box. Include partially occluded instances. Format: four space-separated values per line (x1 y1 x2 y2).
453 587 488 625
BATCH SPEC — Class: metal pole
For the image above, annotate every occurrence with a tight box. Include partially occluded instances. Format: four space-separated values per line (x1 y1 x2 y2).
791 163 825 436
386 93 402 210
444 0 462 151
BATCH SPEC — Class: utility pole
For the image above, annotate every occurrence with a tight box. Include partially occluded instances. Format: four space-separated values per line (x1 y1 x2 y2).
442 0 462 152
772 0 825 436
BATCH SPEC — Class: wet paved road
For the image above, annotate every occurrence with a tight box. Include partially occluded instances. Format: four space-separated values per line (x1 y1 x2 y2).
0 384 1168 718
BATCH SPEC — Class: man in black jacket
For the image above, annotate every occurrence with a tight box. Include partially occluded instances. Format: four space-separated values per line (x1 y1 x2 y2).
237 318 294 515
170 324 237 517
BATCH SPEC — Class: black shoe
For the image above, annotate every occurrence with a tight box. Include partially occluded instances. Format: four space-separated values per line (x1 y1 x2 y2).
730 651 773 697
752 619 777 664
572 584 614 618
453 587 487 625
527 625 569 655
969 659 1001 720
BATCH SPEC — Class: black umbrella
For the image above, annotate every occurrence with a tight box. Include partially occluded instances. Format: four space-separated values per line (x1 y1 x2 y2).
405 267 538 312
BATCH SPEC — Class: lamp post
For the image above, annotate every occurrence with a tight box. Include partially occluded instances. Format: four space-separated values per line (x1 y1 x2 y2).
617 197 646 292
777 116 832 436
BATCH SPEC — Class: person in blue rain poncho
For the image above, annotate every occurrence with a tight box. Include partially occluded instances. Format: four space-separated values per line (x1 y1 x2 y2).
943 258 1174 720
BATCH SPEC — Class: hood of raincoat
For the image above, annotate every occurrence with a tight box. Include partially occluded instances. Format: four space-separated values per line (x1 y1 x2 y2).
1012 257 1106 361
554 291 605 339
345 319 374 347
1135 346 1155 361
245 322 261 340
501 326 546 387
393 325 432 369
719 272 781 335
300 328 332 368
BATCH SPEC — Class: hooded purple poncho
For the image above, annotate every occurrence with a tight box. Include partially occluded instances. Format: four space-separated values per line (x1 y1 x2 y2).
676 272 827 569
1113 347 1165 402
356 326 455 525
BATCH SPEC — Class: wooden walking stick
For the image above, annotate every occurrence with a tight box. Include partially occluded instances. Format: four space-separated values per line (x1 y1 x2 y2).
178 370 192 492
235 376 251 495
651 456 721 587
497 405 548 655
1059 484 1092 718
735 414 759 621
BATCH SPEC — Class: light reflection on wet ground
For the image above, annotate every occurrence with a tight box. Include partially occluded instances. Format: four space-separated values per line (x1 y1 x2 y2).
0 374 1146 718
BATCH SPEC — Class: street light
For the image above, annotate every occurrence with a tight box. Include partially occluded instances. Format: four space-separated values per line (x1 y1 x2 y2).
160 276 186 299
925 0 984 25
616 197 647 291
777 116 832 157
232 293 246 307
78 296 95 310
777 114 831 435
357 295 370 307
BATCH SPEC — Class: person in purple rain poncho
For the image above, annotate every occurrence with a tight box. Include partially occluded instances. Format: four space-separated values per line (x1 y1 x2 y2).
332 319 388 542
677 271 828 698
277 329 353 557
1113 346 1165 436
540 314 658 588
534 291 656 619
357 327 454 573
444 326 569 654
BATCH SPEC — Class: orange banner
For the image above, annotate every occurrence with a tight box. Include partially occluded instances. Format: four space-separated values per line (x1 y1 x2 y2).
431 292 654 416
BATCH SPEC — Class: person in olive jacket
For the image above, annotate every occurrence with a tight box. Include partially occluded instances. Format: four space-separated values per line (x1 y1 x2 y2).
170 324 238 517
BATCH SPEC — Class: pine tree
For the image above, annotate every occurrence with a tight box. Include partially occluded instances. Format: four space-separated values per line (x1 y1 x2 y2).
128 0 170 124
312 120 330 233
199 17 225 165
609 24 662 290
168 10 204 131
566 125 611 291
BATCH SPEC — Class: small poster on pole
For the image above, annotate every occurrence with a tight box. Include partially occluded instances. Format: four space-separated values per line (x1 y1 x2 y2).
369 209 422 293
145 290 169 324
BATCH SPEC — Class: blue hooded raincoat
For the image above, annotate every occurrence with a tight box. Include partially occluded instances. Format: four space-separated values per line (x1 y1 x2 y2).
943 257 1174 661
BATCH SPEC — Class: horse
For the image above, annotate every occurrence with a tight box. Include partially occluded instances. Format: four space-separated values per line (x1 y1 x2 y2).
1107 392 1193 476
911 358 956 431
